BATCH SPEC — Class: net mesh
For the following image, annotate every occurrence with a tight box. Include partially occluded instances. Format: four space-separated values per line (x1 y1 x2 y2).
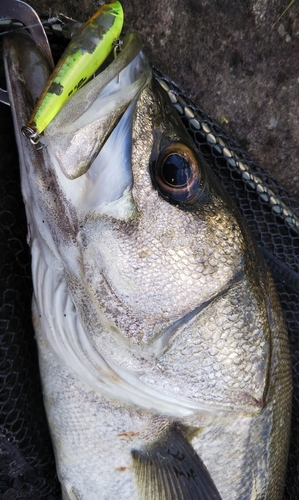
0 30 298 500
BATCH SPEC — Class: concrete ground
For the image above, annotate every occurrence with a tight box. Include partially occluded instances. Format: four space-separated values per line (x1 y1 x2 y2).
26 0 299 200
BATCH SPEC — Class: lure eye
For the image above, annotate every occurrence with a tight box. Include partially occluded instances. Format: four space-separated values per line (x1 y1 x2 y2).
153 144 201 203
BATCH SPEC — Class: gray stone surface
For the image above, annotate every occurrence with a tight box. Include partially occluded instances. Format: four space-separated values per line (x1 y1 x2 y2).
27 0 299 199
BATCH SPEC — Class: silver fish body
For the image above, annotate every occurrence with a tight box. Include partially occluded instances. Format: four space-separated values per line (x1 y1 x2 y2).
3 26 292 500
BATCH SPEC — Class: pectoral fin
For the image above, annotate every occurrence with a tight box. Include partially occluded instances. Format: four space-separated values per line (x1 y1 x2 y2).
132 424 222 500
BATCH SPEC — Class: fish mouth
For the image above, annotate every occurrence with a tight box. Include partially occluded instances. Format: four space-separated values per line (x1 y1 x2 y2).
4 29 151 188
4 28 152 220
43 33 151 181
41 33 153 220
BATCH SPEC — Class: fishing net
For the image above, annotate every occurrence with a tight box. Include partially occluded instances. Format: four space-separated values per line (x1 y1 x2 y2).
0 21 299 500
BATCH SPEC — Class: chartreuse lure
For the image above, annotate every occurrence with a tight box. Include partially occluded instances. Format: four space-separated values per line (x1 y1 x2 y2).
22 1 124 144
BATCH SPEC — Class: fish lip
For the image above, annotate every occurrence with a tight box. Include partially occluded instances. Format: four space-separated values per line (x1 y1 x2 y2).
42 34 151 181
149 269 245 358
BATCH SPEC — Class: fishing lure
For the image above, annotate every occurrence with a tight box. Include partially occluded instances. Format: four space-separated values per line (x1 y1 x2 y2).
22 0 124 144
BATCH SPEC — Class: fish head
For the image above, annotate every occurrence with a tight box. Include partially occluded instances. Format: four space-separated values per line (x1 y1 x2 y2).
5 29 274 418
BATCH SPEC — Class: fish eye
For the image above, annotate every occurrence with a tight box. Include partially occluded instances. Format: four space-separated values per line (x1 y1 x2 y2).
153 143 201 203
161 154 190 187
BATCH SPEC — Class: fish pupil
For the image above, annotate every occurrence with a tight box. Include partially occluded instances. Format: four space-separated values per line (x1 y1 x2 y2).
161 154 189 187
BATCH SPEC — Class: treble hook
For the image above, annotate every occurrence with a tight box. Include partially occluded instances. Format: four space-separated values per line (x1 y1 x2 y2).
0 0 54 105
113 38 124 59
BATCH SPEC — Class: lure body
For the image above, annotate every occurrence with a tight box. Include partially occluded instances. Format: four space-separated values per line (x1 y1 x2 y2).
24 1 123 138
